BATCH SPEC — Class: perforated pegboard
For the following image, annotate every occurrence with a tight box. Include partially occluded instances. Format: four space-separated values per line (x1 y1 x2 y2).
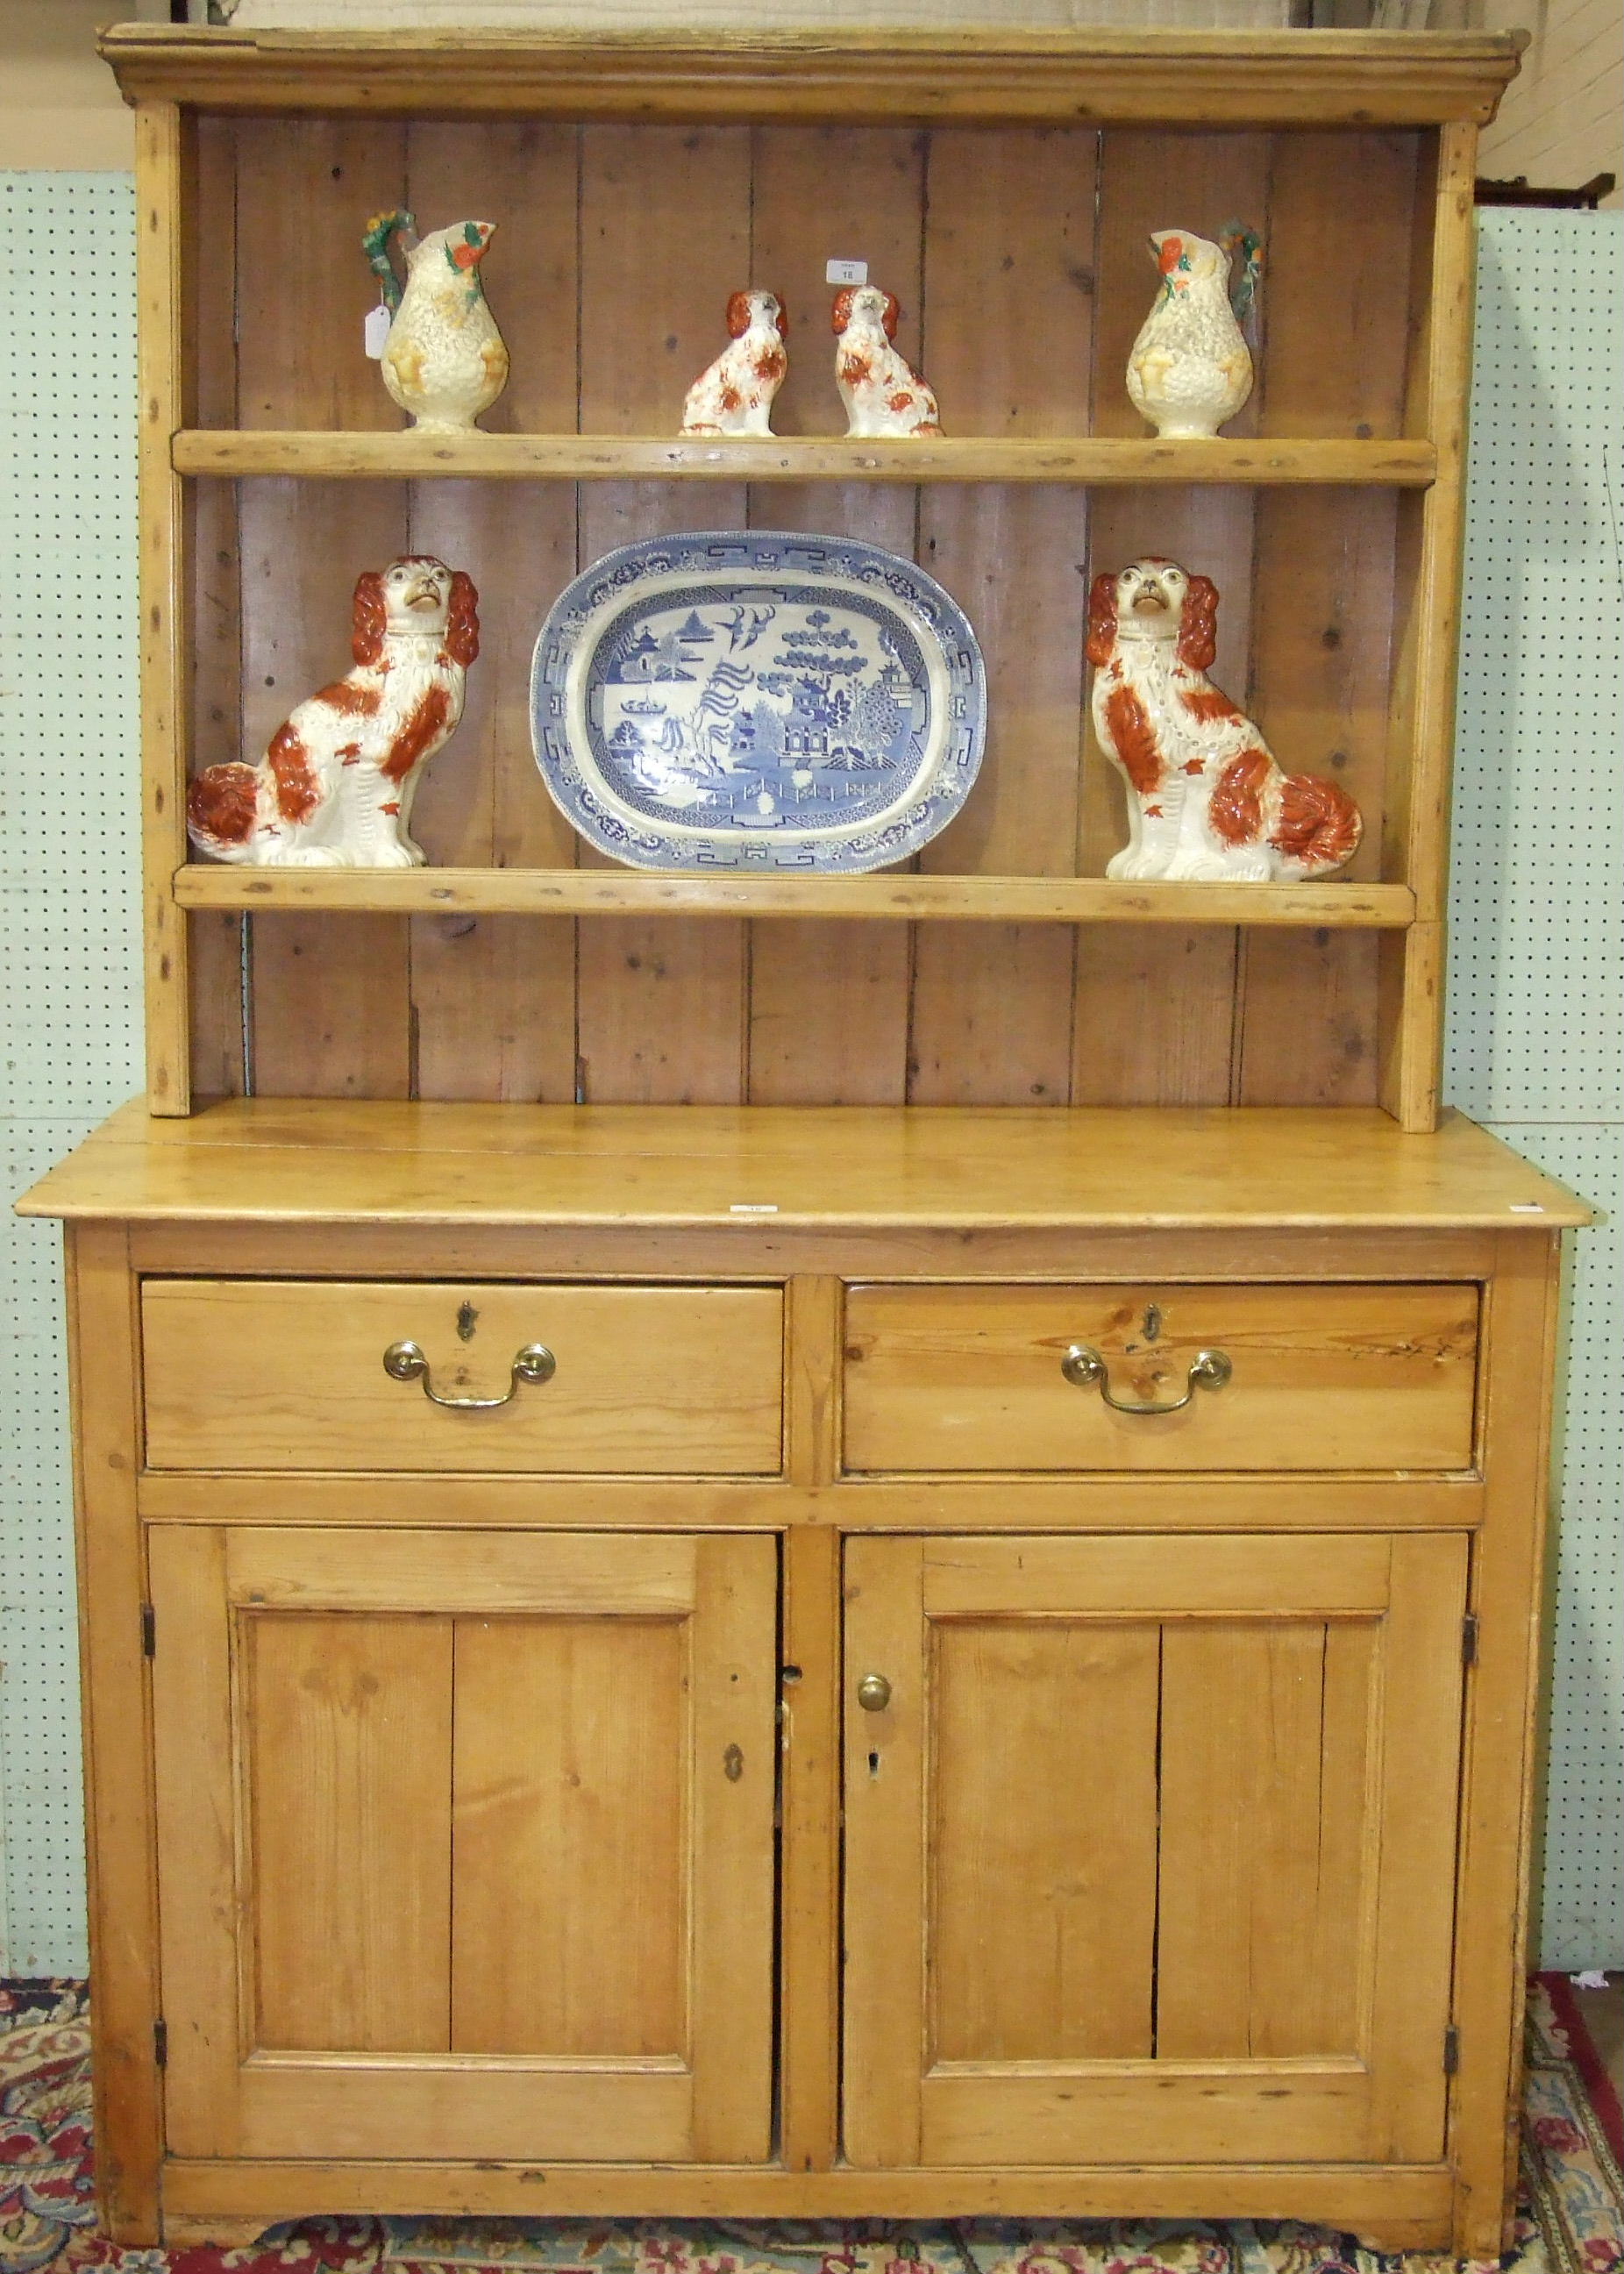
0 183 1617 1974
0 174 140 1973
1449 208 1623 1969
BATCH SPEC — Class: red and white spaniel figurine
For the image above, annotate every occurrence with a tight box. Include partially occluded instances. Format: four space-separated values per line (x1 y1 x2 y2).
832 284 941 438
681 289 788 436
1087 558 1361 883
187 556 479 868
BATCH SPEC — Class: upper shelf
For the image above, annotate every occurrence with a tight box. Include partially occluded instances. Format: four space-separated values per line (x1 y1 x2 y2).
101 25 1526 128
171 432 1438 488
173 866 1416 929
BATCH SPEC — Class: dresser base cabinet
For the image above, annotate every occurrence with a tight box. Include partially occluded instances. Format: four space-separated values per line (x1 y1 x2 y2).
27 1102 1588 2259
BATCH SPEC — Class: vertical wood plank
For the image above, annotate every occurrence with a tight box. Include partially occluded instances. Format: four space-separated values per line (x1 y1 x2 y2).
1382 124 1479 1130
147 1524 239 2160
233 118 413 1096
780 1524 841 2173
1158 1619 1371 2059
1076 482 1254 1106
186 119 245 1101
910 128 1094 1105
931 1622 1158 2060
452 1615 687 2056
690 1535 779 2163
1076 129 1271 1104
404 124 581 1102
841 1535 925 2168
1365 1532 1468 2162
576 126 750 1101
64 1226 162 2239
1450 1232 1564 2254
744 125 924 1104
1235 132 1417 1108
249 1613 453 2052
137 103 190 1113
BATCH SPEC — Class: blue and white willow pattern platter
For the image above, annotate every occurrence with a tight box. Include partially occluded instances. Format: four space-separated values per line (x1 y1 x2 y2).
531 532 986 873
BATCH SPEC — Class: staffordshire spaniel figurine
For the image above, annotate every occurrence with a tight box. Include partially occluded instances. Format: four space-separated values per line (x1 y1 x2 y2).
832 284 941 438
187 556 479 868
681 289 788 436
1087 557 1361 882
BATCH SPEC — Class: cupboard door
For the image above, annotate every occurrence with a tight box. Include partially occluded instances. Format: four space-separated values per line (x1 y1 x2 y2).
844 1532 1467 2168
150 1528 776 2164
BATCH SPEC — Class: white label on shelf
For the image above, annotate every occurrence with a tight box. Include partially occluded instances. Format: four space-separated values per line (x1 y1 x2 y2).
729 1202 780 1215
1509 1200 1548 1212
826 260 867 287
364 304 392 359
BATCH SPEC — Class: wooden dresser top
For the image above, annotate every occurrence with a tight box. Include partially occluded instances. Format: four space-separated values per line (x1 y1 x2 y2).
17 1100 1591 1230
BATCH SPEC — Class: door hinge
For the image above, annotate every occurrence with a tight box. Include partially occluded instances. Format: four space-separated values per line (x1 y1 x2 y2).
1462 1614 1479 1667
1443 2025 1460 2076
140 1603 156 1658
153 2018 168 2069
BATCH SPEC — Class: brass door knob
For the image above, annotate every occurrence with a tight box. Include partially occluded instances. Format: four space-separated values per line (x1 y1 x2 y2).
857 1672 893 1712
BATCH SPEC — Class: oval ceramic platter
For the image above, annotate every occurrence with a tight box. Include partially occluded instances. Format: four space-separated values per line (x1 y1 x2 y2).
531 531 986 872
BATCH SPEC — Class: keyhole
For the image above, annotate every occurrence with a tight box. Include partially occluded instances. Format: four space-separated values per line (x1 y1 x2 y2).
868 1749 880 1777
1143 1303 1162 1343
457 1301 478 1343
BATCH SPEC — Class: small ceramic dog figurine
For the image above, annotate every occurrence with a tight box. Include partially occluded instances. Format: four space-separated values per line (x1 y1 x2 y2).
187 557 480 868
1087 558 1361 882
832 284 941 438
681 289 788 436
1126 226 1258 440
364 210 508 431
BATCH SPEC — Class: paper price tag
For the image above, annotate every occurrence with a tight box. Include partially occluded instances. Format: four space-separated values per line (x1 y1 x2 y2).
826 259 867 286
364 304 392 359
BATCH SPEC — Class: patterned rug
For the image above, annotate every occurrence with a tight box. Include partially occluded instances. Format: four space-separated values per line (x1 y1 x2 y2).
2 1979 1618 2274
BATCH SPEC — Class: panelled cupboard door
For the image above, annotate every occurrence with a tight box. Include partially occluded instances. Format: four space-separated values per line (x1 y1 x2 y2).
843 1533 1468 2168
148 1528 776 2164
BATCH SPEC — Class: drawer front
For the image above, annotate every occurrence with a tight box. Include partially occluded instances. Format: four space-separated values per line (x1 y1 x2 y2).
844 1282 1478 1472
143 1281 784 1473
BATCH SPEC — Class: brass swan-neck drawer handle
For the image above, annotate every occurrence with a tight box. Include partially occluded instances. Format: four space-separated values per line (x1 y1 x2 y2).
382 1339 556 1410
1061 1344 1232 1416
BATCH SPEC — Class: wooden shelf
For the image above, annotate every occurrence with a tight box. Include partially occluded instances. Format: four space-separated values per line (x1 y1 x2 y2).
103 24 1526 129
174 866 1416 928
171 431 1438 487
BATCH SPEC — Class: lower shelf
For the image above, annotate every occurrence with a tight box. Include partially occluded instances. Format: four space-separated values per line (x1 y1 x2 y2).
171 866 1417 926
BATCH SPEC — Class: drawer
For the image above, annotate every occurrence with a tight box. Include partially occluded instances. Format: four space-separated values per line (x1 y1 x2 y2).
142 1281 784 1473
843 1282 1478 1472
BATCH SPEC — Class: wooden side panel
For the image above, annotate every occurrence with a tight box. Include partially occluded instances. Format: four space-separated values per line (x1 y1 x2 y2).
909 126 1094 1106
186 118 246 1101
138 103 191 1114
452 1615 687 2056
65 1228 163 2239
404 123 581 1102
575 126 749 1102
1157 1619 1372 2058
232 117 413 1097
148 1523 241 2158
930 1620 1158 2061
247 1613 453 2052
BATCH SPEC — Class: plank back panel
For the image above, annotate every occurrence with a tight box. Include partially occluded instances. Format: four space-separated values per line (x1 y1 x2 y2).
930 1619 1158 2061
452 1615 688 2056
246 1611 453 2052
743 125 923 1105
193 114 1438 1112
404 122 582 1102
